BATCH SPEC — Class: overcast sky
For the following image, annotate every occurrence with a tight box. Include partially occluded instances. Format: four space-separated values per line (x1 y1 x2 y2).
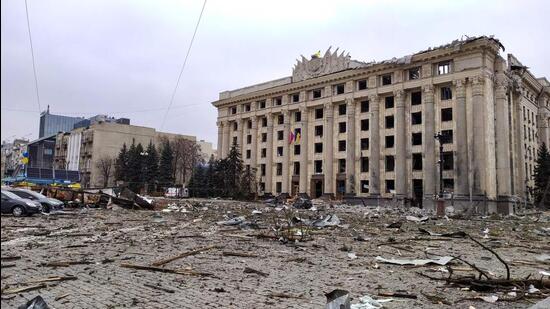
2 0 549 146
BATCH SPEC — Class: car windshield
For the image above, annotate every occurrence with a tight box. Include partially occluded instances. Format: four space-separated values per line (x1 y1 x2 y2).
15 189 46 199
2 190 24 200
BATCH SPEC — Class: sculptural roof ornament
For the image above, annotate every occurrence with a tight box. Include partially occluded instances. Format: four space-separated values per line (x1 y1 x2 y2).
292 47 362 82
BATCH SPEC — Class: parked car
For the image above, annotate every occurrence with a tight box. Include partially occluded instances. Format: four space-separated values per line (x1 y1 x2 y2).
1 190 42 216
5 188 64 213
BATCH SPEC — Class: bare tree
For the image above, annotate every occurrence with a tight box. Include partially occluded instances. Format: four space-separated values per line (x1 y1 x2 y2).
96 156 114 188
173 138 204 185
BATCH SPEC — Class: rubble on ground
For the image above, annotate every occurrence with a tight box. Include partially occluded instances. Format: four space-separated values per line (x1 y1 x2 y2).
1 197 549 308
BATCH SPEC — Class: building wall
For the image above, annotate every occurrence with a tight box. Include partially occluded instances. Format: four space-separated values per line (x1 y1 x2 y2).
39 113 84 138
213 37 550 209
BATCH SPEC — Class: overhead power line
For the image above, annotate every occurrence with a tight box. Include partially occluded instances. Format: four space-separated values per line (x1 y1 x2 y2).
24 0 42 113
1 103 202 115
160 0 207 130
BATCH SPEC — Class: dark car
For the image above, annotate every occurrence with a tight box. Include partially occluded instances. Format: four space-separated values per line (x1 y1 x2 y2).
6 188 64 213
1 190 42 216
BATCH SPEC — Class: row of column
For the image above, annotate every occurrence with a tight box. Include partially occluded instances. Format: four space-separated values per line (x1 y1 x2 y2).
218 77 495 198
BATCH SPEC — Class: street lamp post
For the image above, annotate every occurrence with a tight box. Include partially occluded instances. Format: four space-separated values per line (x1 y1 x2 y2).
140 151 149 194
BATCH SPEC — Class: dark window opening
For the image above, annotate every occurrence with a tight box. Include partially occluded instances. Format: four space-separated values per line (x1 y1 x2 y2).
443 178 454 191
247 135 252 144
361 119 369 131
412 153 422 170
315 125 323 137
294 162 300 175
295 111 301 122
274 97 282 106
261 133 267 142
338 159 346 173
338 140 346 152
411 91 422 105
278 115 284 124
277 131 283 140
233 122 238 131
441 108 453 122
412 132 422 146
441 130 453 144
313 89 322 99
412 112 422 125
360 100 369 112
294 144 301 155
385 135 395 148
277 146 283 157
358 79 367 90
361 157 369 172
261 148 266 158
314 160 323 173
232 136 237 144
335 84 345 95
276 163 282 175
276 182 282 193
382 74 392 86
385 96 394 108
361 138 369 150
231 106 237 114
292 93 300 103
385 156 395 172
441 87 452 100
361 180 369 193
247 120 252 129
409 67 420 80
315 143 323 153
259 100 266 109
339 122 346 133
386 179 395 193
442 152 453 170
246 149 251 159
315 108 323 119
262 117 267 127
385 115 394 128
260 164 266 176
339 104 347 115
244 104 251 112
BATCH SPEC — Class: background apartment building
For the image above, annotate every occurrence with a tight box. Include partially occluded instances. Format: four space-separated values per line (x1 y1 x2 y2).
213 36 550 213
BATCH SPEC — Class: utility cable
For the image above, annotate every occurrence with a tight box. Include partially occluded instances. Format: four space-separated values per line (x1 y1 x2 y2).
160 0 207 130
24 0 42 113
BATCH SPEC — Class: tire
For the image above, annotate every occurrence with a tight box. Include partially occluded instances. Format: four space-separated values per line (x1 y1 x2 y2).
41 204 50 213
12 206 25 217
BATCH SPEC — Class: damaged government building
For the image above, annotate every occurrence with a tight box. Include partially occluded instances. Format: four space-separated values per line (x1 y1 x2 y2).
212 36 550 213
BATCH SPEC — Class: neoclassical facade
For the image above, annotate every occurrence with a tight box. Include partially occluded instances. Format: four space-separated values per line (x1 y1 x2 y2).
213 36 550 213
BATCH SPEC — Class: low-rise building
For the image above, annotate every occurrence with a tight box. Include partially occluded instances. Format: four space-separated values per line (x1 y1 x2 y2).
1 139 29 177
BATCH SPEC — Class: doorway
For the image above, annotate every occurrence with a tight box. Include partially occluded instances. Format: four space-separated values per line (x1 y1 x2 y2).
311 179 323 198
412 179 423 208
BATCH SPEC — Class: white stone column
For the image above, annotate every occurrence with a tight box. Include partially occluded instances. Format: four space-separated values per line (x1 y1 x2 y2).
345 98 356 195
324 102 334 196
299 105 309 195
454 79 469 196
217 121 223 159
423 85 436 199
369 94 380 196
495 76 512 197
472 76 485 196
265 113 274 195
395 90 407 198
282 109 290 195
222 120 230 159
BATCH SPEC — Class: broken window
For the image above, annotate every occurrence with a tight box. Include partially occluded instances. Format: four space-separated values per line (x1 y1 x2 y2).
294 144 300 155
259 100 266 109
360 100 369 113
412 153 422 170
315 108 324 119
441 130 453 144
232 136 237 144
335 84 345 95
361 138 369 150
442 152 453 170
339 122 346 133
441 87 452 100
315 125 323 136
315 143 323 153
338 140 346 152
385 96 394 109
247 120 252 129
411 112 422 125
411 91 422 105
385 179 395 193
385 155 395 172
294 128 301 137
385 115 394 129
339 104 347 115
381 74 392 86
261 133 267 142
292 93 300 103
361 180 369 193
361 119 369 131
233 122 238 131
408 67 420 80
314 160 323 173
438 61 450 75
274 97 282 106
338 159 346 173
247 135 252 144
312 89 322 99
295 111 301 122
244 104 251 112
262 117 267 127
278 115 284 124
231 106 237 114
277 146 283 157
357 79 367 90
246 149 251 159
385 135 395 148
276 163 282 175
441 108 453 122
361 157 369 172
294 162 300 175
261 148 266 158
443 178 454 191
412 132 422 146
276 182 282 193
277 131 283 140
261 164 266 176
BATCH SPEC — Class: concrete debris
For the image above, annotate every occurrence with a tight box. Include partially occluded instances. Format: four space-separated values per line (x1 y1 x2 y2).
293 197 313 209
17 296 49 309
528 297 550 309
405 215 429 222
312 214 341 228
325 289 351 309
375 256 454 266
350 294 394 309
478 295 498 303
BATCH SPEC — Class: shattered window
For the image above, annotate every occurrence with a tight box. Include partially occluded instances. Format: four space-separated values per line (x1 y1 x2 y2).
277 146 283 157
292 93 300 103
339 104 347 115
412 112 422 125
338 140 346 152
294 162 300 175
360 100 369 112
338 159 346 173
312 89 322 99
277 130 283 140
315 143 323 153
385 115 394 129
335 84 345 95
385 135 394 148
412 153 422 170
385 179 395 193
441 108 453 122
361 157 369 172
381 74 392 86
276 163 282 175
360 138 369 150
315 108 324 119
441 87 452 100
274 97 282 106
314 160 323 173
247 135 252 144
295 111 301 122
261 164 266 176
278 115 284 124
357 79 367 90
442 152 454 170
246 149 251 159
261 133 267 142
361 119 369 131
361 180 369 193
339 122 346 133
441 130 453 144
408 67 420 80
294 144 301 155
385 155 395 172
315 125 323 136
385 96 394 109
261 148 266 158
412 132 422 146
411 91 422 105
443 178 454 191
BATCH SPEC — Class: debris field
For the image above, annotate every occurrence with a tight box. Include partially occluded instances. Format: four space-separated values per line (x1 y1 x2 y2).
1 198 549 308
